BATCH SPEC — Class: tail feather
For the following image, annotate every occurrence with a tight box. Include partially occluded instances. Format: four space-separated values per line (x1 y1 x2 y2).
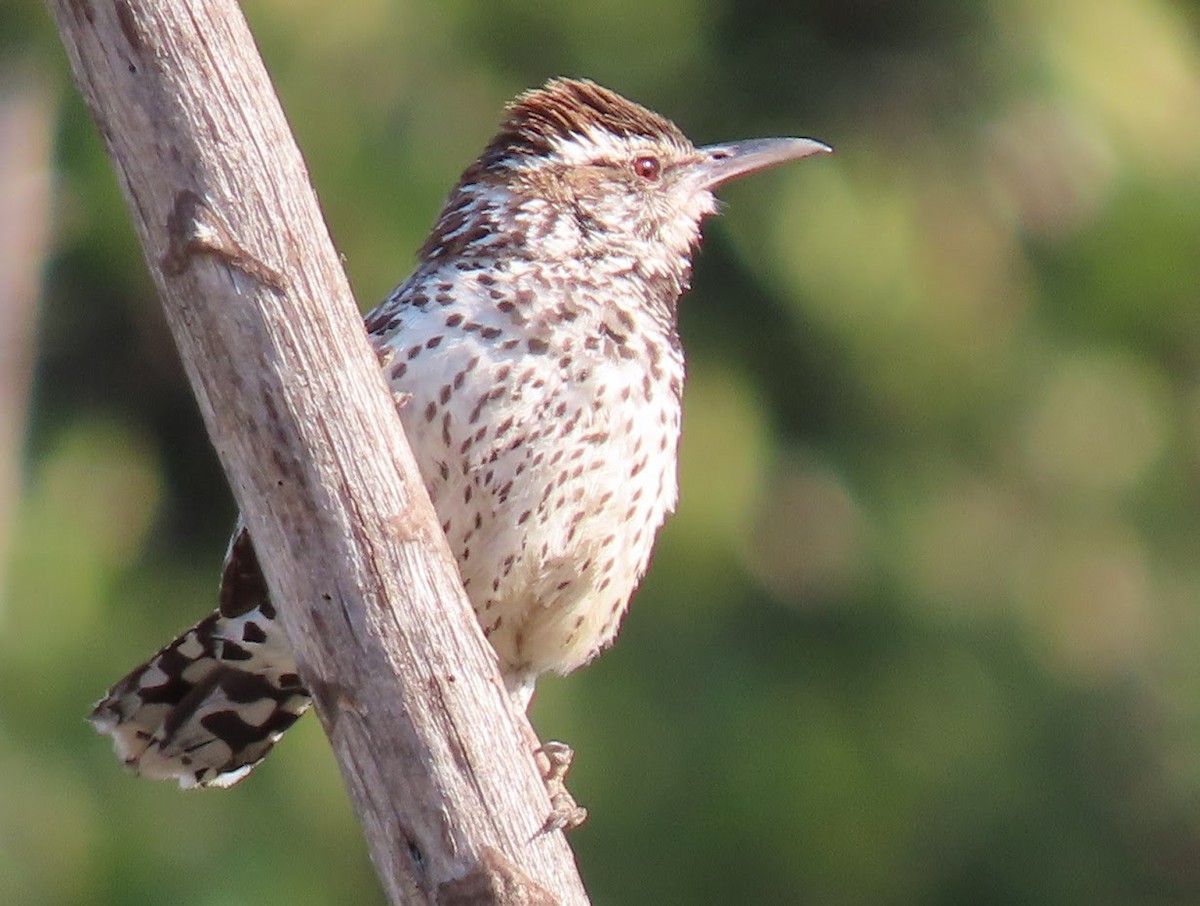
90 528 312 788
90 609 311 788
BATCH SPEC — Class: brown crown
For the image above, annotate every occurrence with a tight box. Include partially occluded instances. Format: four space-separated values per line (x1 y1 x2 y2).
479 78 691 167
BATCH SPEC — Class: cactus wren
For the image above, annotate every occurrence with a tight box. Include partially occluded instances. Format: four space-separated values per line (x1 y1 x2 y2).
91 78 829 788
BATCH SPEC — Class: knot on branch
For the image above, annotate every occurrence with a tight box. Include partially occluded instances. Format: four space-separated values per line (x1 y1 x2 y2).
162 189 285 291
436 847 558 906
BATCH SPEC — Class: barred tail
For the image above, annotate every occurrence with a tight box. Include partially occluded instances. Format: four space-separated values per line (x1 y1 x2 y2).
89 608 310 788
90 528 311 788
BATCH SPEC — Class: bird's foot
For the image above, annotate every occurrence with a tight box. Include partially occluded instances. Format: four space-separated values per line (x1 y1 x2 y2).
535 741 587 832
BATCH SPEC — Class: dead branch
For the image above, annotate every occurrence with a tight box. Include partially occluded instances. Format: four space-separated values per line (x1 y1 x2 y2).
45 2 589 903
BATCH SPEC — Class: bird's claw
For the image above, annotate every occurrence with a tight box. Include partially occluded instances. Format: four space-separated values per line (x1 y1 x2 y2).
535 741 588 832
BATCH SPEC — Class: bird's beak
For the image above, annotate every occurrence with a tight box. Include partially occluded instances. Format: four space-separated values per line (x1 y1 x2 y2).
690 137 831 190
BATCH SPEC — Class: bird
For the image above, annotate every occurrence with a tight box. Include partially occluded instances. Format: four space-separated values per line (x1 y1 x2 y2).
90 77 829 790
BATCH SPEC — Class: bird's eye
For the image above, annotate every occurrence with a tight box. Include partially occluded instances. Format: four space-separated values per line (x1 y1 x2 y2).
633 155 661 180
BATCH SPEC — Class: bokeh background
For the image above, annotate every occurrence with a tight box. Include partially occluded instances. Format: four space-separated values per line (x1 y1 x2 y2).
5 0 1200 903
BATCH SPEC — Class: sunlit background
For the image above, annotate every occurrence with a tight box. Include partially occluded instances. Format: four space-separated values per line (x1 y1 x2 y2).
5 0 1200 903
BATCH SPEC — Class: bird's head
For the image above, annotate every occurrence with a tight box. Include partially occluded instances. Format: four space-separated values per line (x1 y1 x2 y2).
421 79 828 294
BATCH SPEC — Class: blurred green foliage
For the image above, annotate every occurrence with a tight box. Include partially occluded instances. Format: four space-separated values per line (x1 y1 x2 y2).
5 0 1200 903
